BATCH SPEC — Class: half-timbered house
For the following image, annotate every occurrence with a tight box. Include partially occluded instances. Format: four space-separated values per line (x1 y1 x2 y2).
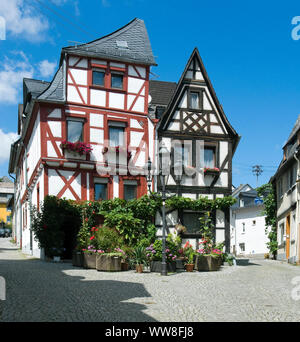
155 49 240 251
9 18 157 257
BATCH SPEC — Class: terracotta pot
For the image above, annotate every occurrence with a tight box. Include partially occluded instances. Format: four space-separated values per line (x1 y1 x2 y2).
136 264 144 273
185 263 195 272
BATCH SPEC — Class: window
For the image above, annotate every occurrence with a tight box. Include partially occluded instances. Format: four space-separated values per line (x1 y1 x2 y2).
242 223 245 233
190 92 200 109
67 120 84 142
252 220 256 226
111 73 123 89
204 147 215 168
124 180 137 201
239 243 245 252
6 216 11 223
92 69 105 87
108 122 125 147
94 183 107 201
182 211 204 234
173 142 192 167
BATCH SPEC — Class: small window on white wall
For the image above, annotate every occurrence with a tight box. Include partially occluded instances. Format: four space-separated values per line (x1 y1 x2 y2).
242 223 245 233
252 220 256 226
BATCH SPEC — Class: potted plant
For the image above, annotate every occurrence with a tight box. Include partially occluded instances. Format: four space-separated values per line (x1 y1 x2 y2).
114 248 129 271
194 240 222 272
183 241 195 272
96 251 123 272
72 248 84 267
133 245 147 273
146 237 178 273
82 246 98 269
203 167 220 176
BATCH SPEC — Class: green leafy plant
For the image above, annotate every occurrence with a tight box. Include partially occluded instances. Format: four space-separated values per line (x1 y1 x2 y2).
132 245 147 265
257 183 278 259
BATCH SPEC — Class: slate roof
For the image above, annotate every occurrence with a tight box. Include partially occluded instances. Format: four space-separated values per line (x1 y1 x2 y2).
37 65 65 102
283 114 300 148
149 80 177 106
62 18 156 66
23 78 50 104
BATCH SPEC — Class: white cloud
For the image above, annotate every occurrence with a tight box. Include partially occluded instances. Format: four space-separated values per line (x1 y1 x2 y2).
38 60 57 78
0 52 34 104
0 0 49 41
0 129 19 164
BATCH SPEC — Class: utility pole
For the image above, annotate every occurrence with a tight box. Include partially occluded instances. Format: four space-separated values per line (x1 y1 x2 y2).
252 165 263 187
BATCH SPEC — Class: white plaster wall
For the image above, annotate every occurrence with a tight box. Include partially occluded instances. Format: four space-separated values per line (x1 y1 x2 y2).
90 113 104 127
27 111 41 181
231 206 270 255
68 68 88 86
109 92 124 110
90 89 106 107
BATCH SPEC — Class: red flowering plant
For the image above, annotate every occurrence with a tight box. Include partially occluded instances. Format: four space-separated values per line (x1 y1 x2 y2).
196 212 224 259
183 241 196 265
61 140 93 155
203 167 220 174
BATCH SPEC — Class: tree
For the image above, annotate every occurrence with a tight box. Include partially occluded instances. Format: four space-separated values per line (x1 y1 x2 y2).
256 183 278 259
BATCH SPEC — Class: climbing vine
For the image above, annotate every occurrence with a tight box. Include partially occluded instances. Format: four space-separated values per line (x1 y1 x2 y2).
256 183 278 259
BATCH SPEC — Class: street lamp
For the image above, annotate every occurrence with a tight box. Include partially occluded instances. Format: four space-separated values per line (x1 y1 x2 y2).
173 160 183 195
146 157 153 193
158 143 170 276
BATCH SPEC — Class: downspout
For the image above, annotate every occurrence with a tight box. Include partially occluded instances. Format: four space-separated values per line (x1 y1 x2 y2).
9 173 16 242
20 140 32 253
294 151 300 264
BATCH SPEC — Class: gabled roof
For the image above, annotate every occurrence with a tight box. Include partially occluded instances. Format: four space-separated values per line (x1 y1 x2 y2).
37 65 65 102
23 78 50 105
157 48 240 153
149 80 177 106
283 114 300 148
62 18 156 66
232 184 253 197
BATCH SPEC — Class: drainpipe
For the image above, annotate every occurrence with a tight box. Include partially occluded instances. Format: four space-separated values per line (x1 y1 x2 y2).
294 151 300 264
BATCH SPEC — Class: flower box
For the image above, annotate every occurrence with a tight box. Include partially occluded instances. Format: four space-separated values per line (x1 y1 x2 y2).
194 255 220 272
150 261 177 273
203 167 220 176
64 149 87 160
72 251 83 267
83 253 97 269
96 254 122 272
61 141 92 160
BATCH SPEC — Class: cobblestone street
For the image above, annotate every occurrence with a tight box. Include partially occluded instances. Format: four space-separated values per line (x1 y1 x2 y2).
0 238 300 322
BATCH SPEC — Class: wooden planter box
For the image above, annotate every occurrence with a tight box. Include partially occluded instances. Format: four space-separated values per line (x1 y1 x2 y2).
96 254 122 272
150 261 176 273
194 255 220 272
72 251 83 267
121 262 129 271
64 150 87 161
83 253 97 269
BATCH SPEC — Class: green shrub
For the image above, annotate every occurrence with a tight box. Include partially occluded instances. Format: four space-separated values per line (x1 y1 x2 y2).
94 226 124 252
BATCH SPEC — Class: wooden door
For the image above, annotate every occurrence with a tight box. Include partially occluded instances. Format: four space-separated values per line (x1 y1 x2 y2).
286 215 290 259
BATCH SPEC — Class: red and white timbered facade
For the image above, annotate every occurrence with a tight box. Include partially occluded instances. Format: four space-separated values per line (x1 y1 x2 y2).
9 19 157 255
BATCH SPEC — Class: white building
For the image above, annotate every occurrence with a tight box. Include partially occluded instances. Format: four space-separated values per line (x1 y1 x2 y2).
230 184 270 256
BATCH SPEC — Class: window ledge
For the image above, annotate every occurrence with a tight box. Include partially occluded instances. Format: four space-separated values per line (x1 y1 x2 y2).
90 85 126 94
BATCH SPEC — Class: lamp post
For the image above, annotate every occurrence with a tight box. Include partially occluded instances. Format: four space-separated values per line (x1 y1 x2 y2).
159 144 170 276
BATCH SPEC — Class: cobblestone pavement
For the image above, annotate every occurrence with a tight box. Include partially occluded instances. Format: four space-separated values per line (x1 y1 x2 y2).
0 238 300 322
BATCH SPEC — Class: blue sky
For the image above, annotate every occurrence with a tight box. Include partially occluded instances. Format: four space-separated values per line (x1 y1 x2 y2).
0 0 300 188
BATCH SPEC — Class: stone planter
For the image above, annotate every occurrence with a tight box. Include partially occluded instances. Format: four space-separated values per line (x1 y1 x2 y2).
185 263 195 272
150 261 177 273
194 255 220 272
72 251 83 267
176 258 185 271
83 253 97 269
96 254 122 272
121 261 129 271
